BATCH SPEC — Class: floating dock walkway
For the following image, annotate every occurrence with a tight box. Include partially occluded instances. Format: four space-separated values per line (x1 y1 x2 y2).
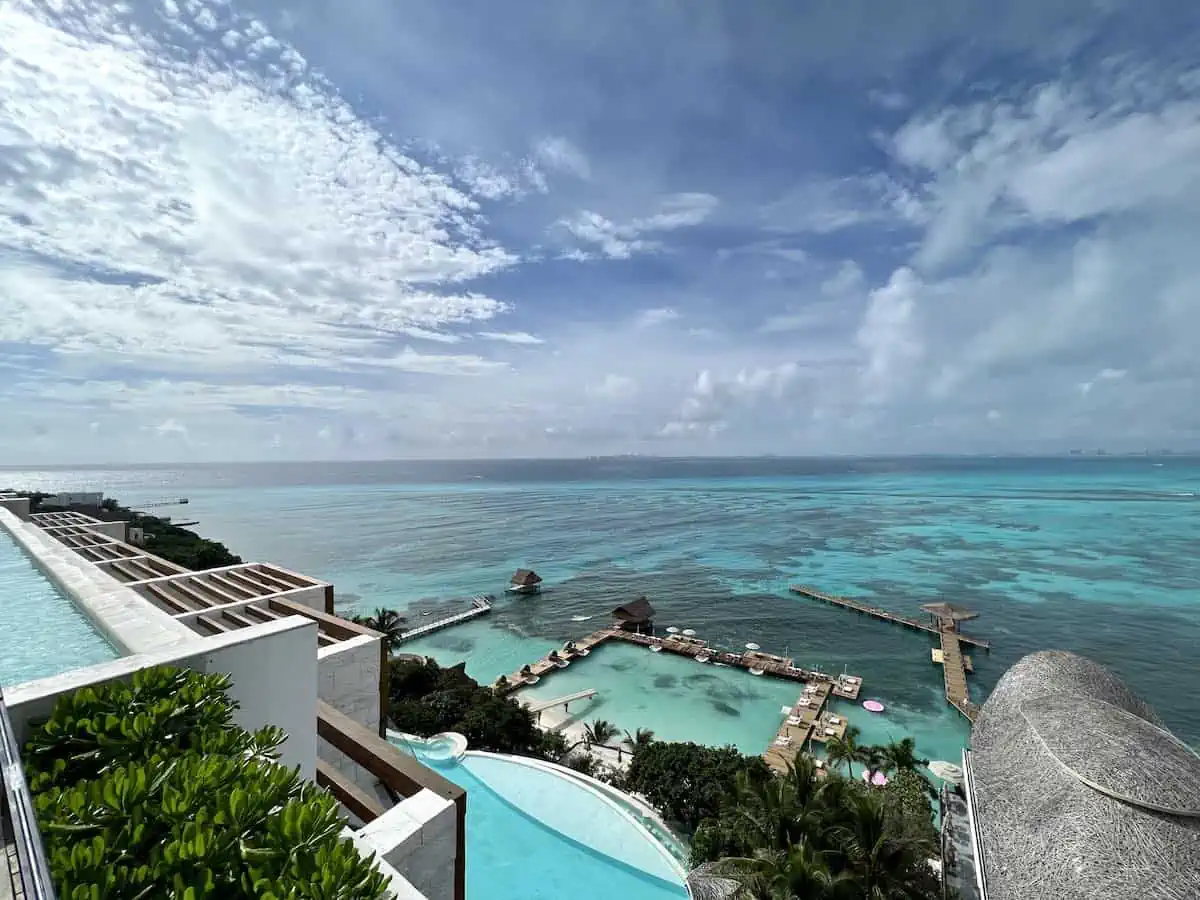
399 595 492 642
790 584 990 723
495 625 865 773
526 689 598 714
939 632 980 722
789 585 991 649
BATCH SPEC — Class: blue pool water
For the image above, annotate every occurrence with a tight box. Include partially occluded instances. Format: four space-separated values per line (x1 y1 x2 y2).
417 750 687 900
0 531 118 686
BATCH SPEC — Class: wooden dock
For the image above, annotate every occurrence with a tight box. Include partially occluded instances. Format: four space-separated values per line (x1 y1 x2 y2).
939 632 980 722
791 583 991 723
399 595 493 642
788 585 991 649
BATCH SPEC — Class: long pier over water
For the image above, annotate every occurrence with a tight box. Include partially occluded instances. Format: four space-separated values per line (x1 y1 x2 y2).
790 584 989 723
789 585 991 649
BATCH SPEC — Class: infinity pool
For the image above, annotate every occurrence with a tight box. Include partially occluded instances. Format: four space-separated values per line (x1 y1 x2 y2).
405 747 689 900
0 531 117 686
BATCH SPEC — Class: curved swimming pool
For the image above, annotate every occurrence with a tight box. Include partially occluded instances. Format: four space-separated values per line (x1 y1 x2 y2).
395 742 689 900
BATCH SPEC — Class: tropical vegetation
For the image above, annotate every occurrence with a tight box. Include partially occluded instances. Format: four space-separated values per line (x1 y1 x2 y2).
23 666 388 899
17 491 242 570
690 756 940 899
349 607 408 652
386 657 563 757
622 741 773 833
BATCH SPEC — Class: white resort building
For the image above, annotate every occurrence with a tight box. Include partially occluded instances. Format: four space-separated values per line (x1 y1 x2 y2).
0 493 463 900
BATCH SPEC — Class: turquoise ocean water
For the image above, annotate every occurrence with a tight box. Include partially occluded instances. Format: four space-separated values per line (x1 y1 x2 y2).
4 457 1198 762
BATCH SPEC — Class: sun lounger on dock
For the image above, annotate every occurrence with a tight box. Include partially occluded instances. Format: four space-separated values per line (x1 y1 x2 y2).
773 736 792 747
787 716 803 726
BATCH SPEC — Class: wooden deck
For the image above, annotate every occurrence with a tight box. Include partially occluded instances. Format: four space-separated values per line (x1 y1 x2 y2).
789 585 991 649
791 583 990 722
939 631 980 722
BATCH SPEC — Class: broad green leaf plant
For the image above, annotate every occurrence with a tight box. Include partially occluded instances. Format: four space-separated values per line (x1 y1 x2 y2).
24 666 390 900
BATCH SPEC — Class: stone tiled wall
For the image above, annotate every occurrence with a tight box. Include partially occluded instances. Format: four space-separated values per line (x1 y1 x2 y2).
317 635 384 793
355 791 458 900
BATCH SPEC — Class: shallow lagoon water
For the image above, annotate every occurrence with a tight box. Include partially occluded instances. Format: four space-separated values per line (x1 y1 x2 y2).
7 457 1198 753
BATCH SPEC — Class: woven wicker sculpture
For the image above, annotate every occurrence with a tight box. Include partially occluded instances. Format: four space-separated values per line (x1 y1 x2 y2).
970 650 1200 900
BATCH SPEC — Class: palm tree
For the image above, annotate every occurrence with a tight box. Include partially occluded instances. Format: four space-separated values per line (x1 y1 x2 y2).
828 791 938 899
354 607 407 653
623 728 656 751
823 724 865 779
878 737 928 775
583 719 618 749
708 841 852 900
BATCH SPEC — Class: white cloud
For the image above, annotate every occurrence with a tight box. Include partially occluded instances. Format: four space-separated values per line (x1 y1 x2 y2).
634 308 681 328
154 419 188 438
477 331 544 345
557 193 718 259
534 136 590 179
0 1 518 377
590 374 638 400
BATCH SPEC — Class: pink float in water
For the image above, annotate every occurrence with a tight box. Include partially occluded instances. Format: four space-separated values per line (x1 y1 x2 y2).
862 699 885 713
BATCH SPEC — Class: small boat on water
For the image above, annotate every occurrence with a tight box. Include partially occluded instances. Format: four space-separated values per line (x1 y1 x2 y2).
649 644 663 653
749 666 766 676
695 652 712 663
507 569 544 595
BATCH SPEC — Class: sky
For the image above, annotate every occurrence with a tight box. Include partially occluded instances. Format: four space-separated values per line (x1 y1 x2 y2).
2 0 1200 463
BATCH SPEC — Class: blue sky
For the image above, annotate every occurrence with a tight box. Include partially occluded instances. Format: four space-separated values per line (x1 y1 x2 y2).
2 0 1199 462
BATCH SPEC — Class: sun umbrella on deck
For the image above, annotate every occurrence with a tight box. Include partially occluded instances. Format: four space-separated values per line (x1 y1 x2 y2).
929 760 964 785
682 628 697 636
666 626 680 634
745 642 761 651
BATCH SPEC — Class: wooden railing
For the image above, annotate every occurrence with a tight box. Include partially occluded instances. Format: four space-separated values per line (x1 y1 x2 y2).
315 700 466 900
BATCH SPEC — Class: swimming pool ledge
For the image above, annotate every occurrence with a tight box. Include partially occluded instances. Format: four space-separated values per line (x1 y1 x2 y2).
467 751 690 887
0 508 200 656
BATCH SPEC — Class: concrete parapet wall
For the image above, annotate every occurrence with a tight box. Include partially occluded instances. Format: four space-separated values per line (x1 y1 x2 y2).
0 509 197 655
318 635 384 794
5 617 320 778
354 790 457 900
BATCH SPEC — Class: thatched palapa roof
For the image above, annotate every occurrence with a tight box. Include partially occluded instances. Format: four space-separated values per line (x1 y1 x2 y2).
920 601 979 622
612 596 655 623
510 568 542 586
969 650 1200 900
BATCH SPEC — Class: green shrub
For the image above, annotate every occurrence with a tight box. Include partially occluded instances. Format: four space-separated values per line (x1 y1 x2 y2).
25 666 389 900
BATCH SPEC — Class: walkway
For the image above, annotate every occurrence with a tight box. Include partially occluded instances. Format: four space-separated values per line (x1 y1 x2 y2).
526 689 598 713
939 631 980 722
789 585 991 649
399 596 492 641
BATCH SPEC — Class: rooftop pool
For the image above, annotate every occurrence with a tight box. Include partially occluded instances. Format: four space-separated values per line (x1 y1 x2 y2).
0 529 118 686
395 738 689 900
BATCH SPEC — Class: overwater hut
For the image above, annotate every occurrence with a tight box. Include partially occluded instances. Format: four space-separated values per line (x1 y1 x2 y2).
612 596 656 633
920 601 978 630
508 568 544 594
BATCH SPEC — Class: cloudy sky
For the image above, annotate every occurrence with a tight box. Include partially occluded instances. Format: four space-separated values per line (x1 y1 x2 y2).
2 0 1199 462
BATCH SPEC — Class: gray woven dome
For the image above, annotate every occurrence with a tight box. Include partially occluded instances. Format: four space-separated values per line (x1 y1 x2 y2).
970 650 1200 900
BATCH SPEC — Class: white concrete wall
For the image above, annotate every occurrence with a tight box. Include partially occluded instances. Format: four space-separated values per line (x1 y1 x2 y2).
318 635 383 792
0 509 197 655
355 790 458 900
0 496 30 519
283 582 328 613
86 520 128 541
5 617 319 778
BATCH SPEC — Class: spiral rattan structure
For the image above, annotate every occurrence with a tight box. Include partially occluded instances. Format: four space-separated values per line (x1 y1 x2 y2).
969 650 1200 900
